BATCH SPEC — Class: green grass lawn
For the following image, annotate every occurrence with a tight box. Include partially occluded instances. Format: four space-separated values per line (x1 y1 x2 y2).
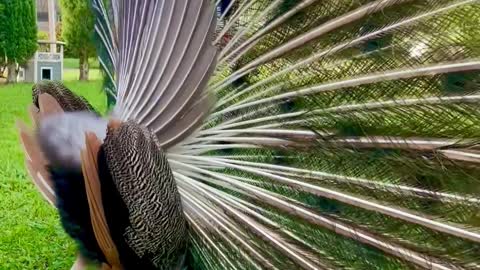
63 69 102 81
63 58 100 69
0 81 106 269
63 57 102 81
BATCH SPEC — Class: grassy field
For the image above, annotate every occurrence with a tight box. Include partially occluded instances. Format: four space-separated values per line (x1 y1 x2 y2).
63 69 102 81
0 81 106 269
63 58 100 69
63 57 102 81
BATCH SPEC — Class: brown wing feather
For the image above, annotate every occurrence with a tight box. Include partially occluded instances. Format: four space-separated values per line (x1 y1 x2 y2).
28 104 40 127
19 84 109 269
81 131 122 270
25 160 56 206
38 93 64 118
16 120 56 206
16 93 63 207
33 81 97 113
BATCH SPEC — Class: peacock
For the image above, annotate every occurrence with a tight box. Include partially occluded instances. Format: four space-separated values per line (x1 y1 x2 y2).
16 0 480 269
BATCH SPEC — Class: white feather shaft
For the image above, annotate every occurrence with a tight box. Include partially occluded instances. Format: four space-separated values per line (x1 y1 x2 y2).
176 172 325 270
212 0 476 93
219 0 285 59
170 159 455 270
180 187 266 270
216 60 480 116
169 155 480 243
230 0 401 72
220 0 318 64
214 0 255 45
186 213 238 269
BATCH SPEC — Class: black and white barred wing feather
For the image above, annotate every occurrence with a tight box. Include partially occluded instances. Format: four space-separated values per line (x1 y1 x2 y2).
90 0 480 269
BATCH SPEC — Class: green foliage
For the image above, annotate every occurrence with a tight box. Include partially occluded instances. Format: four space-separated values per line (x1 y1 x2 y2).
59 0 96 59
0 2 5 60
37 31 49 40
36 32 50 53
0 2 5 73
0 0 37 65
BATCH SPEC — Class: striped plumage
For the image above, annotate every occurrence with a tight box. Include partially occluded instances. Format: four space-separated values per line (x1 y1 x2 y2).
101 121 188 269
16 0 480 269
33 80 98 113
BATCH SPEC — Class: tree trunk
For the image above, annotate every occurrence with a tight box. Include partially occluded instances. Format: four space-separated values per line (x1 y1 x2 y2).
0 66 5 78
7 63 17 84
79 53 89 81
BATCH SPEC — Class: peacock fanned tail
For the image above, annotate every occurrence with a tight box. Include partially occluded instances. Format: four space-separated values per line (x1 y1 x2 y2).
17 0 480 269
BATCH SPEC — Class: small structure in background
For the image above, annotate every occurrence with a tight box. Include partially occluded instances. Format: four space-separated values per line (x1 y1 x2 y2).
20 0 62 83
22 40 65 82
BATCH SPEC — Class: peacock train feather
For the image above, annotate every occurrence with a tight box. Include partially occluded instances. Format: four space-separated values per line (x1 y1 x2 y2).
16 0 480 269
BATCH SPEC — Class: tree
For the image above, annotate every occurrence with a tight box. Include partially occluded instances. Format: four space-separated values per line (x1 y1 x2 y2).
0 0 37 83
59 0 96 81
0 2 6 79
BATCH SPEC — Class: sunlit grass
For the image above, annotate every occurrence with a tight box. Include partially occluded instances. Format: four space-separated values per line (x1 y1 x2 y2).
63 69 102 82
63 58 100 69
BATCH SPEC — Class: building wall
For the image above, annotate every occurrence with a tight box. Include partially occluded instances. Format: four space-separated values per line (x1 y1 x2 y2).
24 59 36 83
37 61 62 82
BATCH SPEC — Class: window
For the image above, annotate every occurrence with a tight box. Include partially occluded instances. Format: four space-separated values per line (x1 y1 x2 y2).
37 12 49 22
41 67 52 80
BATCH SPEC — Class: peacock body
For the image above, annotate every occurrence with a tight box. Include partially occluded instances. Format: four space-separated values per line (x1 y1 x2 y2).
16 0 480 269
